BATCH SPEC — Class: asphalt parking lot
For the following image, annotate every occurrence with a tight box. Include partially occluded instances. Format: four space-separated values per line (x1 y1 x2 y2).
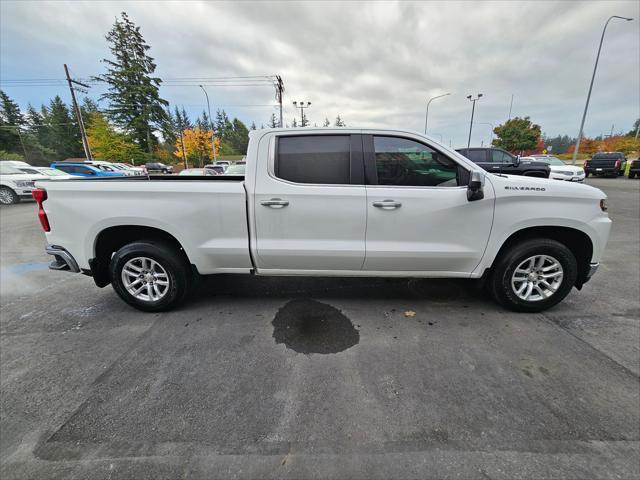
1 178 638 479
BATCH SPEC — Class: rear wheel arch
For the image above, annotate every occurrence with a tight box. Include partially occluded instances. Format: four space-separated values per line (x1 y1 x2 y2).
490 226 593 288
91 225 194 287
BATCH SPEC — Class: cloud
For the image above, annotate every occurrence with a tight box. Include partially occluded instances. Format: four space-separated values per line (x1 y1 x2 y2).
1 0 638 146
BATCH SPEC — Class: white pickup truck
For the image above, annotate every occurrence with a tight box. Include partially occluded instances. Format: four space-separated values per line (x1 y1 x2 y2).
33 128 611 313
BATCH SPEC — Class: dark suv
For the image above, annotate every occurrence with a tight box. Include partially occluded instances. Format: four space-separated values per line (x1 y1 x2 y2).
628 159 640 179
584 152 627 177
145 162 173 174
456 147 550 178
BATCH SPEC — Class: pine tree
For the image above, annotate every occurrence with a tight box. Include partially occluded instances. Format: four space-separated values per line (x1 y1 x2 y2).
250 121 257 130
95 12 168 153
227 118 250 154
0 90 25 155
322 117 330 127
292 118 298 128
334 115 346 127
268 113 278 128
196 110 211 131
42 96 83 159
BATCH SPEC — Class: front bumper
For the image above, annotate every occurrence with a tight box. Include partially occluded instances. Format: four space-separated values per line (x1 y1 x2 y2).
45 245 80 273
586 262 599 279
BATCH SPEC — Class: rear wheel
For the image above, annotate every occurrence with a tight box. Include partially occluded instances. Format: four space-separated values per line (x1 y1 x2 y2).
488 238 577 312
110 241 192 312
0 186 19 205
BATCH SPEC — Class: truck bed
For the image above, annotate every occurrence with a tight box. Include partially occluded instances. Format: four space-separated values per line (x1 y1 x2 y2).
36 177 253 275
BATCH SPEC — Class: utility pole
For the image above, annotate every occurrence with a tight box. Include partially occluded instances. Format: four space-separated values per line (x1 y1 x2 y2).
292 101 311 127
508 94 514 120
275 76 284 127
64 64 92 160
571 15 633 164
466 94 483 149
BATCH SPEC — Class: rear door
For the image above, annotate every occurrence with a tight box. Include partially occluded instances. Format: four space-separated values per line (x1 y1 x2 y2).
363 134 493 273
253 133 367 271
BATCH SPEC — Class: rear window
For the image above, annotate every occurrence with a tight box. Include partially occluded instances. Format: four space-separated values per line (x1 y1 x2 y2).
462 149 487 163
276 135 350 184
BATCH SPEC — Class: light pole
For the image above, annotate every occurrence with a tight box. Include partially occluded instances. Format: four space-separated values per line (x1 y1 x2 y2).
199 85 217 162
424 92 451 134
466 94 483 148
571 15 633 164
478 122 495 146
292 101 311 127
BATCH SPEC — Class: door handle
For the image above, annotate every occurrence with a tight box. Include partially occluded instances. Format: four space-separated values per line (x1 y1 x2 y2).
372 199 402 209
260 198 289 208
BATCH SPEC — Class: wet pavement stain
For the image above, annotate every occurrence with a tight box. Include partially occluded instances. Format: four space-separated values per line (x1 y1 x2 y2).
272 298 359 354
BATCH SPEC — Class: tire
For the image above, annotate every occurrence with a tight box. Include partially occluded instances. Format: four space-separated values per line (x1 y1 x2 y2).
0 186 20 205
487 238 577 313
109 241 192 312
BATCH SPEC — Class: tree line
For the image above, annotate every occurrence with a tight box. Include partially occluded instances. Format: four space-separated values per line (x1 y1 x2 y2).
0 12 348 167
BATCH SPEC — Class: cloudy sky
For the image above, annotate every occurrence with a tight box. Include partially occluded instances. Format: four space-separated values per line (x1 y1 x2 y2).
1 0 638 147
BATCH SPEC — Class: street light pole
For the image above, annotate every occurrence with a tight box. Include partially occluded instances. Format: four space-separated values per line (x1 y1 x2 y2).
199 85 217 162
466 94 483 148
292 101 311 127
424 92 451 134
571 15 633 165
478 122 495 146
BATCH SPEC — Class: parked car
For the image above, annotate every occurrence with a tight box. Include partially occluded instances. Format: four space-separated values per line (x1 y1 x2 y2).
16 166 74 180
50 162 125 177
179 168 216 176
214 161 231 168
584 152 627 177
521 155 585 182
114 163 146 176
456 147 550 177
222 164 246 176
34 128 610 314
0 164 48 204
0 160 31 168
628 159 640 179
203 164 225 175
145 162 173 174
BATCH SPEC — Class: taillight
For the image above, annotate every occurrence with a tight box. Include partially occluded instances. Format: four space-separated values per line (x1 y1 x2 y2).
31 188 50 232
615 160 621 170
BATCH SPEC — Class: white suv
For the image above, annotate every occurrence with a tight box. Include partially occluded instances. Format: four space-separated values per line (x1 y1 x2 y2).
0 164 48 204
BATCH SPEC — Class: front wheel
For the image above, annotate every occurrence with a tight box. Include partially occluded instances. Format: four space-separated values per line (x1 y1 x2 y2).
0 186 20 205
488 238 577 312
110 241 192 312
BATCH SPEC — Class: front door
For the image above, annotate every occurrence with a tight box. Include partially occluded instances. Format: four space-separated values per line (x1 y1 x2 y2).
253 134 367 271
363 135 494 274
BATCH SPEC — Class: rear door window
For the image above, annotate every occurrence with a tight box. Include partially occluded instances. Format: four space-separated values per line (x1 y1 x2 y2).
467 149 488 163
276 135 351 184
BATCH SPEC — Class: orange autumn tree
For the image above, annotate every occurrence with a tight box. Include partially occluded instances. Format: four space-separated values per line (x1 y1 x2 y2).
174 127 221 167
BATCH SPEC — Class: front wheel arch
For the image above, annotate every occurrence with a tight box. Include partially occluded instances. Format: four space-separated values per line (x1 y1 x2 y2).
489 226 593 288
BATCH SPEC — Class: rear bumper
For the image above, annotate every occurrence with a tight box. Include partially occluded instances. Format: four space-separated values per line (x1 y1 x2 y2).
586 262 599 279
45 245 80 273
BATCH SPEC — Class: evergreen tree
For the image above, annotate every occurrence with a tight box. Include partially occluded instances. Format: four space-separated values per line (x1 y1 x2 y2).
291 118 298 128
23 104 55 164
159 107 177 147
227 118 250 154
0 90 24 154
196 110 211 131
322 117 330 127
95 12 168 153
215 109 231 138
334 115 346 127
250 121 256 130
268 113 278 128
42 96 83 159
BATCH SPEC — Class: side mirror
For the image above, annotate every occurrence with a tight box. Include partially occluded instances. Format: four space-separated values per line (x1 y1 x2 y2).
467 170 485 201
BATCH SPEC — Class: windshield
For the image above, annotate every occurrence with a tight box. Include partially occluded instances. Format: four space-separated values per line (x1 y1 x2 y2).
535 157 565 166
0 165 23 175
40 168 67 176
224 164 245 175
